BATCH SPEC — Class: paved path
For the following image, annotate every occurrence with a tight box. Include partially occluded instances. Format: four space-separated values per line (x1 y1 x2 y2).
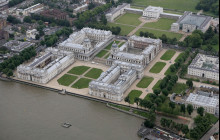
201 121 219 140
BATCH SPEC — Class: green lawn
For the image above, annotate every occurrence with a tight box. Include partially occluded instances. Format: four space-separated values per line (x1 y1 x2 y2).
175 52 185 62
149 62 166 73
202 44 219 52
127 90 143 104
104 53 110 59
85 68 103 79
152 80 162 90
171 83 187 94
164 66 177 76
143 18 177 30
118 42 125 48
105 41 120 50
136 76 154 88
144 93 153 101
135 28 183 40
115 13 142 26
132 0 199 12
160 50 176 61
108 22 136 36
130 6 144 10
96 50 108 58
109 104 130 111
57 74 78 86
72 78 92 89
68 66 90 75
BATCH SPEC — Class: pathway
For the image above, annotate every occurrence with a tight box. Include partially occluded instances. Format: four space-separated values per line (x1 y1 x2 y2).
201 121 219 140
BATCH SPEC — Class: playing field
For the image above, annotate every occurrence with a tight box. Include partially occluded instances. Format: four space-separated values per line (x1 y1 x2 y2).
143 18 177 30
149 62 166 73
135 28 183 40
136 76 154 88
132 0 199 12
160 50 176 60
108 22 136 36
115 13 142 26
127 90 143 104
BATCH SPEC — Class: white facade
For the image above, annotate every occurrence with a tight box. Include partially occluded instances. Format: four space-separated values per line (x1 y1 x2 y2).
3 40 34 53
143 6 163 19
188 54 219 81
17 48 75 84
73 4 88 15
106 3 130 22
16 3 44 16
185 93 219 115
0 0 9 7
26 29 39 40
58 27 114 61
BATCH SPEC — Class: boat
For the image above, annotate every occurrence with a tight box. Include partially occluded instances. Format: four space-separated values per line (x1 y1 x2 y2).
59 89 66 95
61 123 72 128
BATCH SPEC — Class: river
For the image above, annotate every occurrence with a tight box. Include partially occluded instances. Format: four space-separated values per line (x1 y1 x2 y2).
0 80 143 140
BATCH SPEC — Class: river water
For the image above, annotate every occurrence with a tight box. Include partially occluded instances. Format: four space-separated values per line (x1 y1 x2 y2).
0 81 143 140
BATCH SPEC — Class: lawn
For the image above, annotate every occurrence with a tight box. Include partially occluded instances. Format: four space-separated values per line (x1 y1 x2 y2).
127 90 143 104
72 78 92 89
108 22 136 36
85 68 103 79
135 28 183 40
175 52 185 62
143 18 177 30
57 74 78 86
104 53 110 59
105 41 120 50
202 44 219 52
118 42 125 48
160 50 176 61
132 0 199 12
109 104 130 111
115 13 142 26
164 66 177 76
171 83 187 94
68 66 90 75
144 93 153 101
136 76 154 88
96 50 108 58
152 80 162 90
149 62 166 73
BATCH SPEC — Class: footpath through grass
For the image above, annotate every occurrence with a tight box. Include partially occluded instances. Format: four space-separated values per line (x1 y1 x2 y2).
137 76 154 88
85 68 103 79
57 74 78 86
160 50 176 61
68 66 90 75
108 22 136 36
143 18 177 30
72 78 92 89
127 90 142 104
149 62 166 74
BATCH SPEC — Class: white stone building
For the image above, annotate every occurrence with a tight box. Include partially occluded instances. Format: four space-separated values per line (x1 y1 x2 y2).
17 48 75 84
3 40 34 53
105 3 130 22
73 4 88 15
188 54 219 81
171 11 212 33
185 93 219 115
0 0 9 7
16 3 44 16
143 6 163 19
58 27 114 61
26 29 39 40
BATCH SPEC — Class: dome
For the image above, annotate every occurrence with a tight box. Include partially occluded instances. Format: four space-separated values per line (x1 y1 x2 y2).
112 42 118 48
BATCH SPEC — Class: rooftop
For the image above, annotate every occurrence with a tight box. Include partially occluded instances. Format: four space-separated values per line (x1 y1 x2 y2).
144 6 163 12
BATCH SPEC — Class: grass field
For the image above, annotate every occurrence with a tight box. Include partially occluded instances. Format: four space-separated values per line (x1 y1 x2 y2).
152 80 162 90
132 0 199 12
149 62 166 73
85 68 103 79
144 93 153 101
72 78 92 89
160 50 176 60
68 66 90 75
105 41 120 50
202 44 219 52
115 13 142 26
136 76 154 88
143 18 177 30
108 22 136 36
127 90 143 104
164 66 177 76
171 83 187 94
57 74 78 86
175 52 185 62
96 50 108 58
135 28 183 40
104 53 110 59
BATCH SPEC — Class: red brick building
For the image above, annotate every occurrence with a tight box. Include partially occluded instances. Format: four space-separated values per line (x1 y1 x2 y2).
40 9 68 20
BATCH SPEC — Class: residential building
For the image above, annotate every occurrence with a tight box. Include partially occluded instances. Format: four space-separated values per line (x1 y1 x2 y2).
0 18 6 30
73 4 88 15
26 29 39 40
0 0 9 7
3 40 34 53
16 3 44 16
143 6 163 19
17 48 75 84
188 54 219 81
40 9 68 20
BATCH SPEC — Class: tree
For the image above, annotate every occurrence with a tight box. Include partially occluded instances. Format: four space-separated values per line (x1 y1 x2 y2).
153 89 161 96
159 34 168 43
170 65 176 72
144 119 154 128
24 16 32 23
155 98 162 106
162 89 169 96
124 96 130 105
134 97 139 107
180 104 186 114
187 104 193 115
197 107 204 116
186 79 193 89
182 125 189 134
169 102 176 112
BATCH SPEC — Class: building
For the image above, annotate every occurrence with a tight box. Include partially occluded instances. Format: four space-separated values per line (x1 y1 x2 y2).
3 40 34 53
91 0 106 4
106 35 162 67
0 0 9 7
143 6 163 19
17 48 75 84
26 29 39 40
58 27 114 61
105 3 130 22
0 18 7 30
16 3 44 16
73 4 88 15
188 54 219 81
171 11 212 33
0 30 8 40
40 9 68 20
185 93 219 115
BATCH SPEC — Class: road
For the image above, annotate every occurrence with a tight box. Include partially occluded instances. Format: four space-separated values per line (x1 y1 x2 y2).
201 121 219 140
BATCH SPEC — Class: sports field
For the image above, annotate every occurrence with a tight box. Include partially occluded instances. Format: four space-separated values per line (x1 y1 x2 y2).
143 18 177 30
132 0 199 12
115 13 142 26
